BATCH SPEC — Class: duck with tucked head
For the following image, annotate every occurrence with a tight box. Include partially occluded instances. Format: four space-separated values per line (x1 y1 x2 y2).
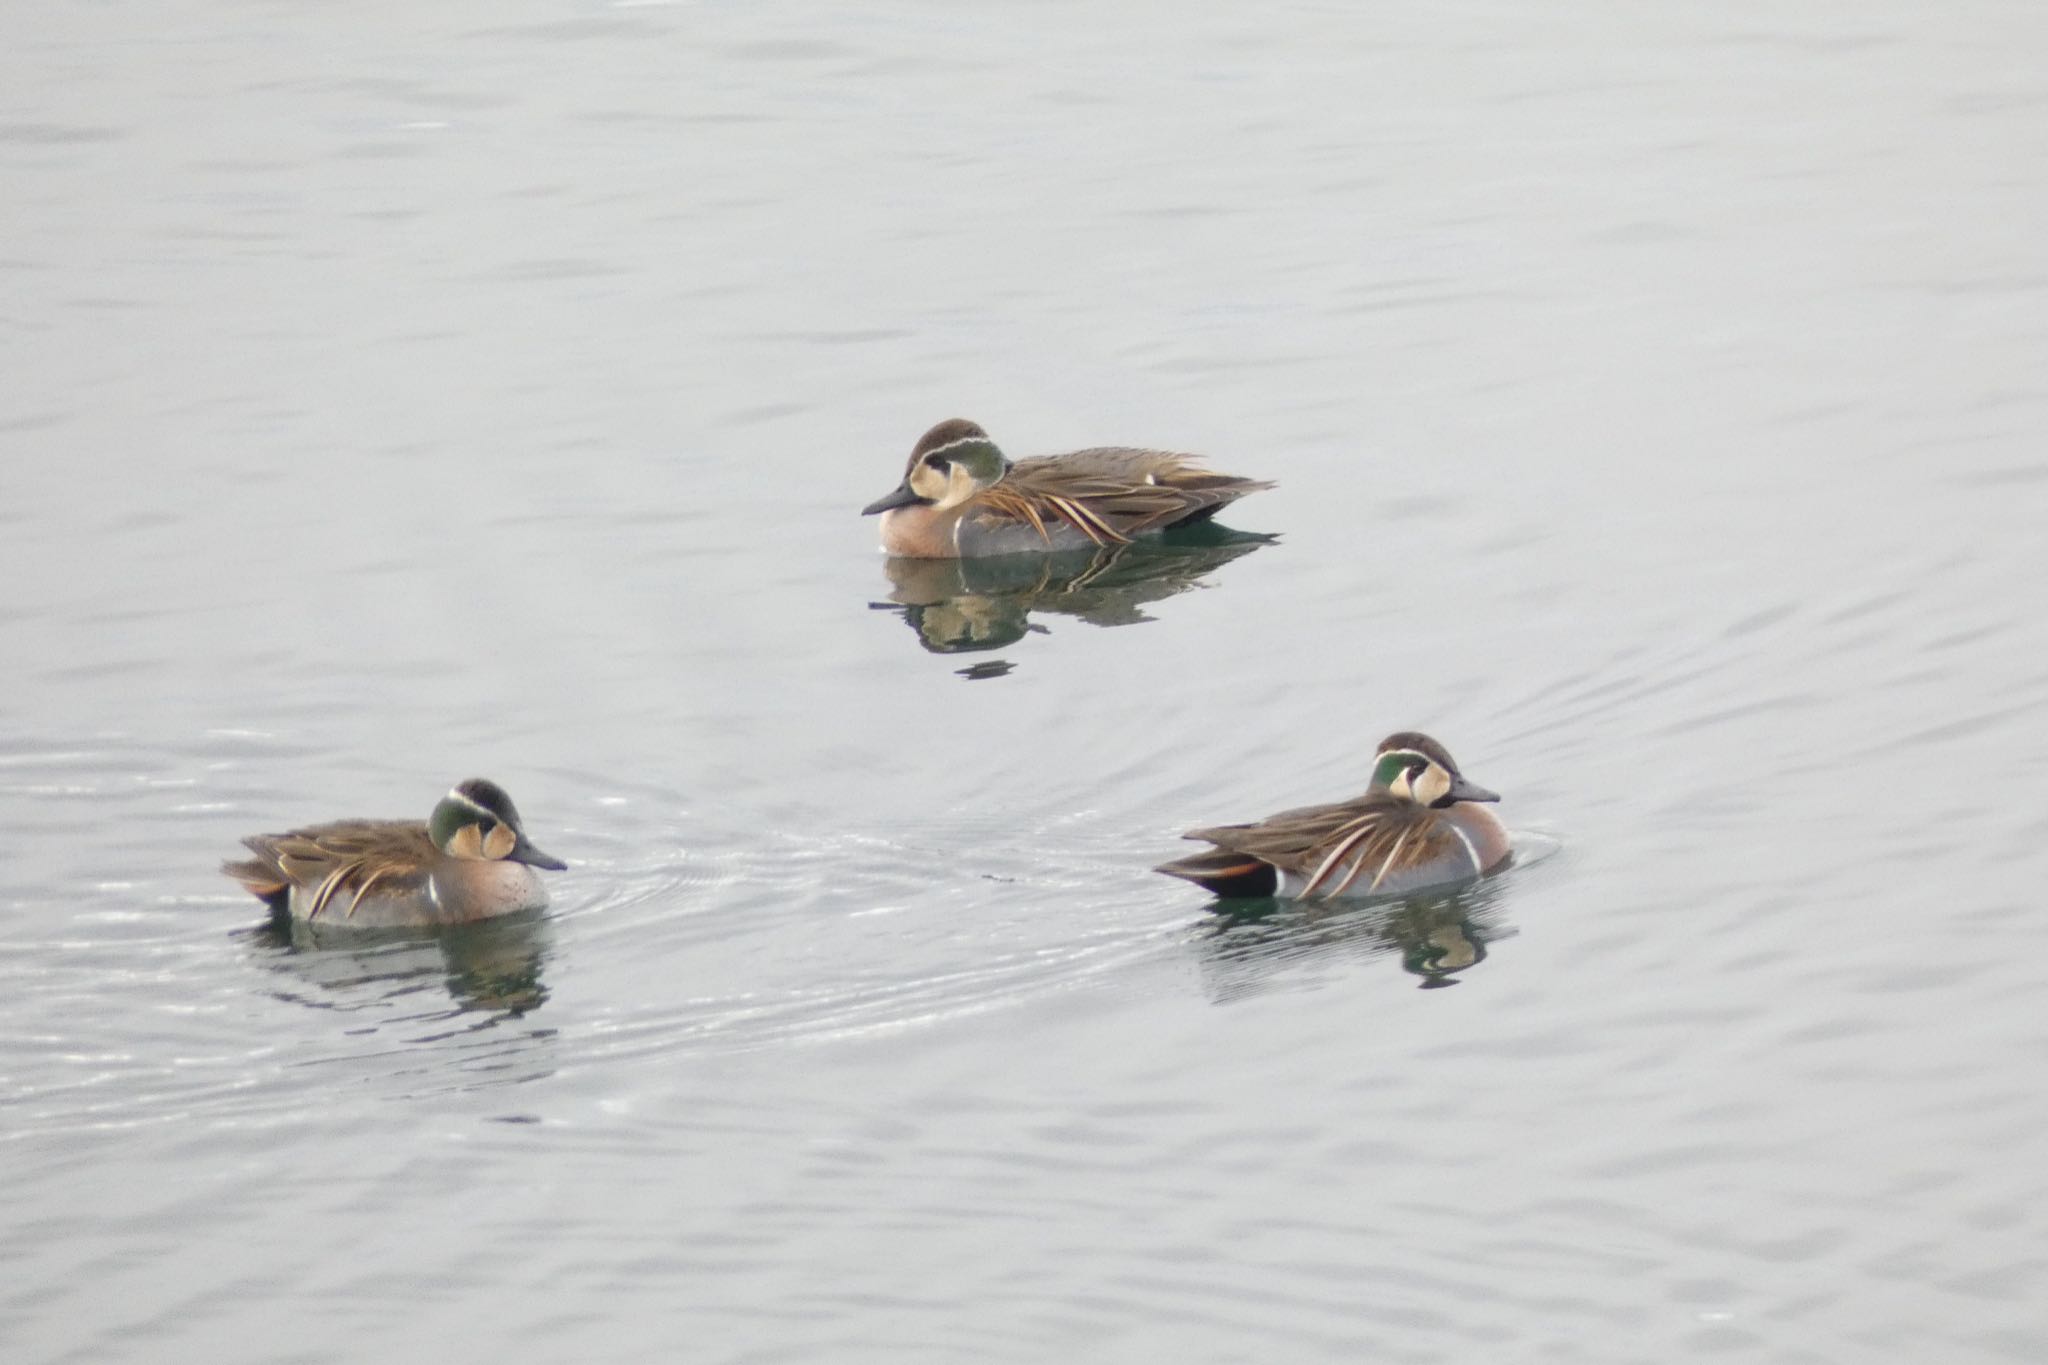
1156 733 1511 900
862 418 1273 558
222 778 568 928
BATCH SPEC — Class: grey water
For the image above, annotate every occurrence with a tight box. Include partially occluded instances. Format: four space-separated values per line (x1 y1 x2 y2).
5 2 2047 1361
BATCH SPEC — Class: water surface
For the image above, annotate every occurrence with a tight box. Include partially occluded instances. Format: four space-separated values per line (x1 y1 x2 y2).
5 3 2047 1361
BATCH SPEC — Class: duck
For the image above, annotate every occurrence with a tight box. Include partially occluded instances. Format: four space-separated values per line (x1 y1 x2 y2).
862 418 1272 558
221 778 567 928
1156 732 1510 900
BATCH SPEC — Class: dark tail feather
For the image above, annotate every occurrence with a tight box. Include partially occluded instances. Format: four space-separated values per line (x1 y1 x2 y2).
1154 849 1279 899
1164 478 1276 529
1164 503 1226 529
221 856 290 912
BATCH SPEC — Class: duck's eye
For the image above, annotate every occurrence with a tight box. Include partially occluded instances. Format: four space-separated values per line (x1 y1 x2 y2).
925 455 952 474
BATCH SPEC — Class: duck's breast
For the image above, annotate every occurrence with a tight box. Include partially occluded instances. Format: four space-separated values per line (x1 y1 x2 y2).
1444 804 1513 874
878 504 965 558
431 861 551 924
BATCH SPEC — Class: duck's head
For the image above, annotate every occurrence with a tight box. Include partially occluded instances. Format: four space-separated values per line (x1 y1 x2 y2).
1369 732 1500 809
428 778 568 870
862 418 1012 515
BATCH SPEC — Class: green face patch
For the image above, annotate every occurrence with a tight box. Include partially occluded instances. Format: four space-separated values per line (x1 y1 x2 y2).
427 790 496 852
927 438 1007 483
1372 750 1423 790
426 796 470 851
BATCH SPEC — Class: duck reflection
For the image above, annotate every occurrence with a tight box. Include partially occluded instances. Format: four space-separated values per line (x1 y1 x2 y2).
1193 878 1515 1000
872 530 1274 658
246 909 554 1016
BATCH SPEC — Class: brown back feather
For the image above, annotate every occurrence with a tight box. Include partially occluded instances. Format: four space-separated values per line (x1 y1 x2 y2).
1186 795 1465 881
221 820 435 918
994 449 1272 540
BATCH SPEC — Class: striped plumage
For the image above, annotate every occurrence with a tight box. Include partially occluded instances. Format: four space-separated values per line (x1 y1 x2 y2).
863 418 1272 558
222 778 567 929
1157 733 1511 901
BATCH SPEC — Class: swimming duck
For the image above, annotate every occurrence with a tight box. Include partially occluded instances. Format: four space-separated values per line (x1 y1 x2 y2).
1156 733 1510 900
222 778 567 928
862 418 1273 558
